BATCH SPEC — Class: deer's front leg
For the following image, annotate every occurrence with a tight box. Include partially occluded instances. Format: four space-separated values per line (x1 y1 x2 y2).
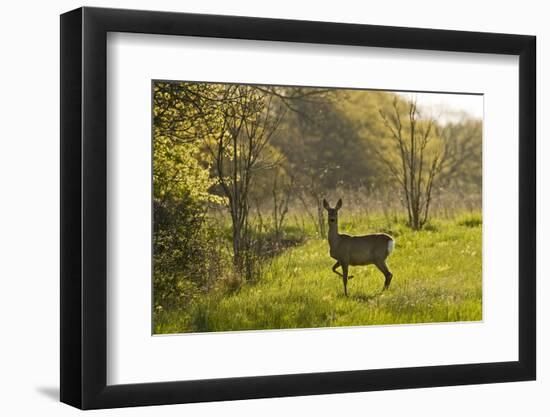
342 263 349 297
332 261 353 279
332 261 342 277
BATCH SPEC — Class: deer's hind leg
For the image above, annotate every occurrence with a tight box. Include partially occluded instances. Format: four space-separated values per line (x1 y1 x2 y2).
374 260 393 290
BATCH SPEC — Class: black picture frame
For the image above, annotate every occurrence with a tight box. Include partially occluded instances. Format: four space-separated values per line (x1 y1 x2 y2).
60 6 536 410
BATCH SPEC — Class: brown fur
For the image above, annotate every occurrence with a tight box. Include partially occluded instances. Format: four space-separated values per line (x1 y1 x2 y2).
323 199 394 296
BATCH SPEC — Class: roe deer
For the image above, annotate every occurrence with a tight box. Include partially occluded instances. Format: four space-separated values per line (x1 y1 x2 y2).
323 198 394 296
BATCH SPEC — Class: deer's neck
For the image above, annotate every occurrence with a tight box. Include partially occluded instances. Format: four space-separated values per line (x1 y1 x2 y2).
328 221 340 247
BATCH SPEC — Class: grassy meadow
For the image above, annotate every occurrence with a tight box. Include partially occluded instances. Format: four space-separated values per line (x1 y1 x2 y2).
154 211 482 334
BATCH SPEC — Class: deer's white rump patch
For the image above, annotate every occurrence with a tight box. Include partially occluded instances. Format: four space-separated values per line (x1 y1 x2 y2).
387 239 395 255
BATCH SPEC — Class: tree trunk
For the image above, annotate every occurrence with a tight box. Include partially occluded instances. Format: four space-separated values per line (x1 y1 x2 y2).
316 198 326 238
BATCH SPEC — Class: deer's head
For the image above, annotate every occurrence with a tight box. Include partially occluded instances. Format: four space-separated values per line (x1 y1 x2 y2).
323 198 342 224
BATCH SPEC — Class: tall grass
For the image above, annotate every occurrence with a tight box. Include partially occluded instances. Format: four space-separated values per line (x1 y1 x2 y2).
154 212 482 334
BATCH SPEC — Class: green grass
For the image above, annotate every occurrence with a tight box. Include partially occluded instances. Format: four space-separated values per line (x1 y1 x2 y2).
154 213 482 334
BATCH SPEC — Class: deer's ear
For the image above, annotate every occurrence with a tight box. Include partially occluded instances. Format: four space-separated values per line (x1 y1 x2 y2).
322 199 330 210
335 199 342 209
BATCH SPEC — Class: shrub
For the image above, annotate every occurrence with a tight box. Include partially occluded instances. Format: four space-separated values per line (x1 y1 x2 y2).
457 213 482 228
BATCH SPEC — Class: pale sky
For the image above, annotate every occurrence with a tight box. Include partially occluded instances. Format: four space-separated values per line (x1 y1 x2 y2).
397 92 483 123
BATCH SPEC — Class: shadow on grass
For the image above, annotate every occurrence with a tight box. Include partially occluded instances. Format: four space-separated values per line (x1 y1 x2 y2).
348 290 384 303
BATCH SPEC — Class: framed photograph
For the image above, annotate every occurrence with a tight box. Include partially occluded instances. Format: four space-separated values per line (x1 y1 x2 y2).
60 6 536 409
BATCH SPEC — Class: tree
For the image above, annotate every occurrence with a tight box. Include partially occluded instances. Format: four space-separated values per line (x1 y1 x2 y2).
153 85 224 308
272 91 370 237
438 118 482 192
203 85 285 268
153 81 223 145
270 168 294 244
378 97 446 230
